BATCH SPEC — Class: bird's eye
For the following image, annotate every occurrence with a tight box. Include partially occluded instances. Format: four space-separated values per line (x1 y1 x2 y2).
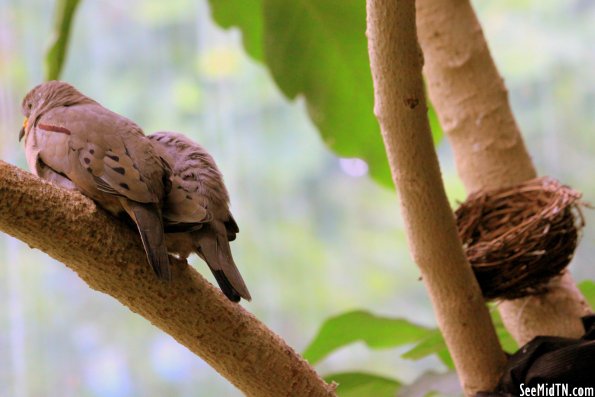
27 103 32 110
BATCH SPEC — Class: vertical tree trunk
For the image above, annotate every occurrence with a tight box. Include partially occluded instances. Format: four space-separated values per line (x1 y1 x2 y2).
416 0 591 345
366 1 506 394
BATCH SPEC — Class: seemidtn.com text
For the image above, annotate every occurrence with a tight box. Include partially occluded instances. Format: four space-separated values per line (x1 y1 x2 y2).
520 383 594 397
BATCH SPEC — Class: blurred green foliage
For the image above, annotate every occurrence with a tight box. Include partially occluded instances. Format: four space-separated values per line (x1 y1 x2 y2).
303 310 434 365
579 280 595 307
1 0 595 396
44 0 81 80
306 281 595 391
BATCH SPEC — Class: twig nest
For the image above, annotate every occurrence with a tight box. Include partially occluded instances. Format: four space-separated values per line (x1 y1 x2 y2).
455 177 584 300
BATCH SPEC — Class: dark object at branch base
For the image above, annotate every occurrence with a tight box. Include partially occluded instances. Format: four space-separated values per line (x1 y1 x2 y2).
477 315 595 396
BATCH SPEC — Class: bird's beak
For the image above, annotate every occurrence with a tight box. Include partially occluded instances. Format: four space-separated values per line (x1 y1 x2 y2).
19 118 27 142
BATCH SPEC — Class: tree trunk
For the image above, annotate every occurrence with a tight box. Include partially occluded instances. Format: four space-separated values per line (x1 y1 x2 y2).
0 161 336 397
416 0 592 345
366 1 506 394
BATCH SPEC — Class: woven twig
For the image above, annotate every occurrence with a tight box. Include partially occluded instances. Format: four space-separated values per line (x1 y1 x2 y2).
455 177 584 300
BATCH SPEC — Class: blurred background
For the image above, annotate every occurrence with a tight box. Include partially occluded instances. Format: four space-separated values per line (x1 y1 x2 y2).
1 0 594 395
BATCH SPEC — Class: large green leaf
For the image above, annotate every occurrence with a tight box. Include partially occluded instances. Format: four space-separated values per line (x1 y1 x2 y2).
208 0 264 60
261 0 390 186
208 0 443 188
324 372 401 397
44 0 82 81
303 310 433 365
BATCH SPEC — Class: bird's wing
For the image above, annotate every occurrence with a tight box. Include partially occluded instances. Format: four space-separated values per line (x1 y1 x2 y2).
120 199 171 281
162 174 211 225
147 133 211 226
48 105 160 203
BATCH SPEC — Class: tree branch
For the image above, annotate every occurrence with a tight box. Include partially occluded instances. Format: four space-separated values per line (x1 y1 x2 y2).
366 1 506 394
0 160 336 397
416 0 592 345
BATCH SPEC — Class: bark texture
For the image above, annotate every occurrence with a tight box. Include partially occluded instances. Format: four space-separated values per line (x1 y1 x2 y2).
416 0 591 345
366 1 506 394
0 161 336 397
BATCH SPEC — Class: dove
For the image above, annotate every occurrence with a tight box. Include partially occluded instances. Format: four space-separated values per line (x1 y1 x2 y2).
19 81 172 280
148 131 251 302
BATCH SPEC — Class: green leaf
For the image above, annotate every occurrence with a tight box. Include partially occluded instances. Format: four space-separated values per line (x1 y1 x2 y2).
324 372 401 397
261 0 392 186
402 329 454 369
305 307 516 371
207 0 264 60
578 280 595 308
207 0 443 188
402 307 517 369
303 310 432 365
44 0 82 81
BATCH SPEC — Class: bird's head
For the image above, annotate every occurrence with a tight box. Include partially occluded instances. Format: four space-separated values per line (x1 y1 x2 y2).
20 80 93 142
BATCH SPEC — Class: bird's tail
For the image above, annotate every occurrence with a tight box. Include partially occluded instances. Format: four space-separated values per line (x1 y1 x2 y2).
196 227 251 302
123 200 171 281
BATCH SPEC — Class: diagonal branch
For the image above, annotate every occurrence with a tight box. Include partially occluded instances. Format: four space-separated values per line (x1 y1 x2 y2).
0 160 336 397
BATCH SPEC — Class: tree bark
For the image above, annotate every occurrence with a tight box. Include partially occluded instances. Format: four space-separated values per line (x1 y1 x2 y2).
416 0 592 345
0 161 336 397
366 1 506 395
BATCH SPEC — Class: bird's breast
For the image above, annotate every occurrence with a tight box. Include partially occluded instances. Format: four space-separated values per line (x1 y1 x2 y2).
33 125 72 175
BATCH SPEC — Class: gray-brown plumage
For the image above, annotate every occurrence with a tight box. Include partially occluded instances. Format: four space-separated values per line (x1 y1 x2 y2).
149 131 251 302
20 81 172 280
